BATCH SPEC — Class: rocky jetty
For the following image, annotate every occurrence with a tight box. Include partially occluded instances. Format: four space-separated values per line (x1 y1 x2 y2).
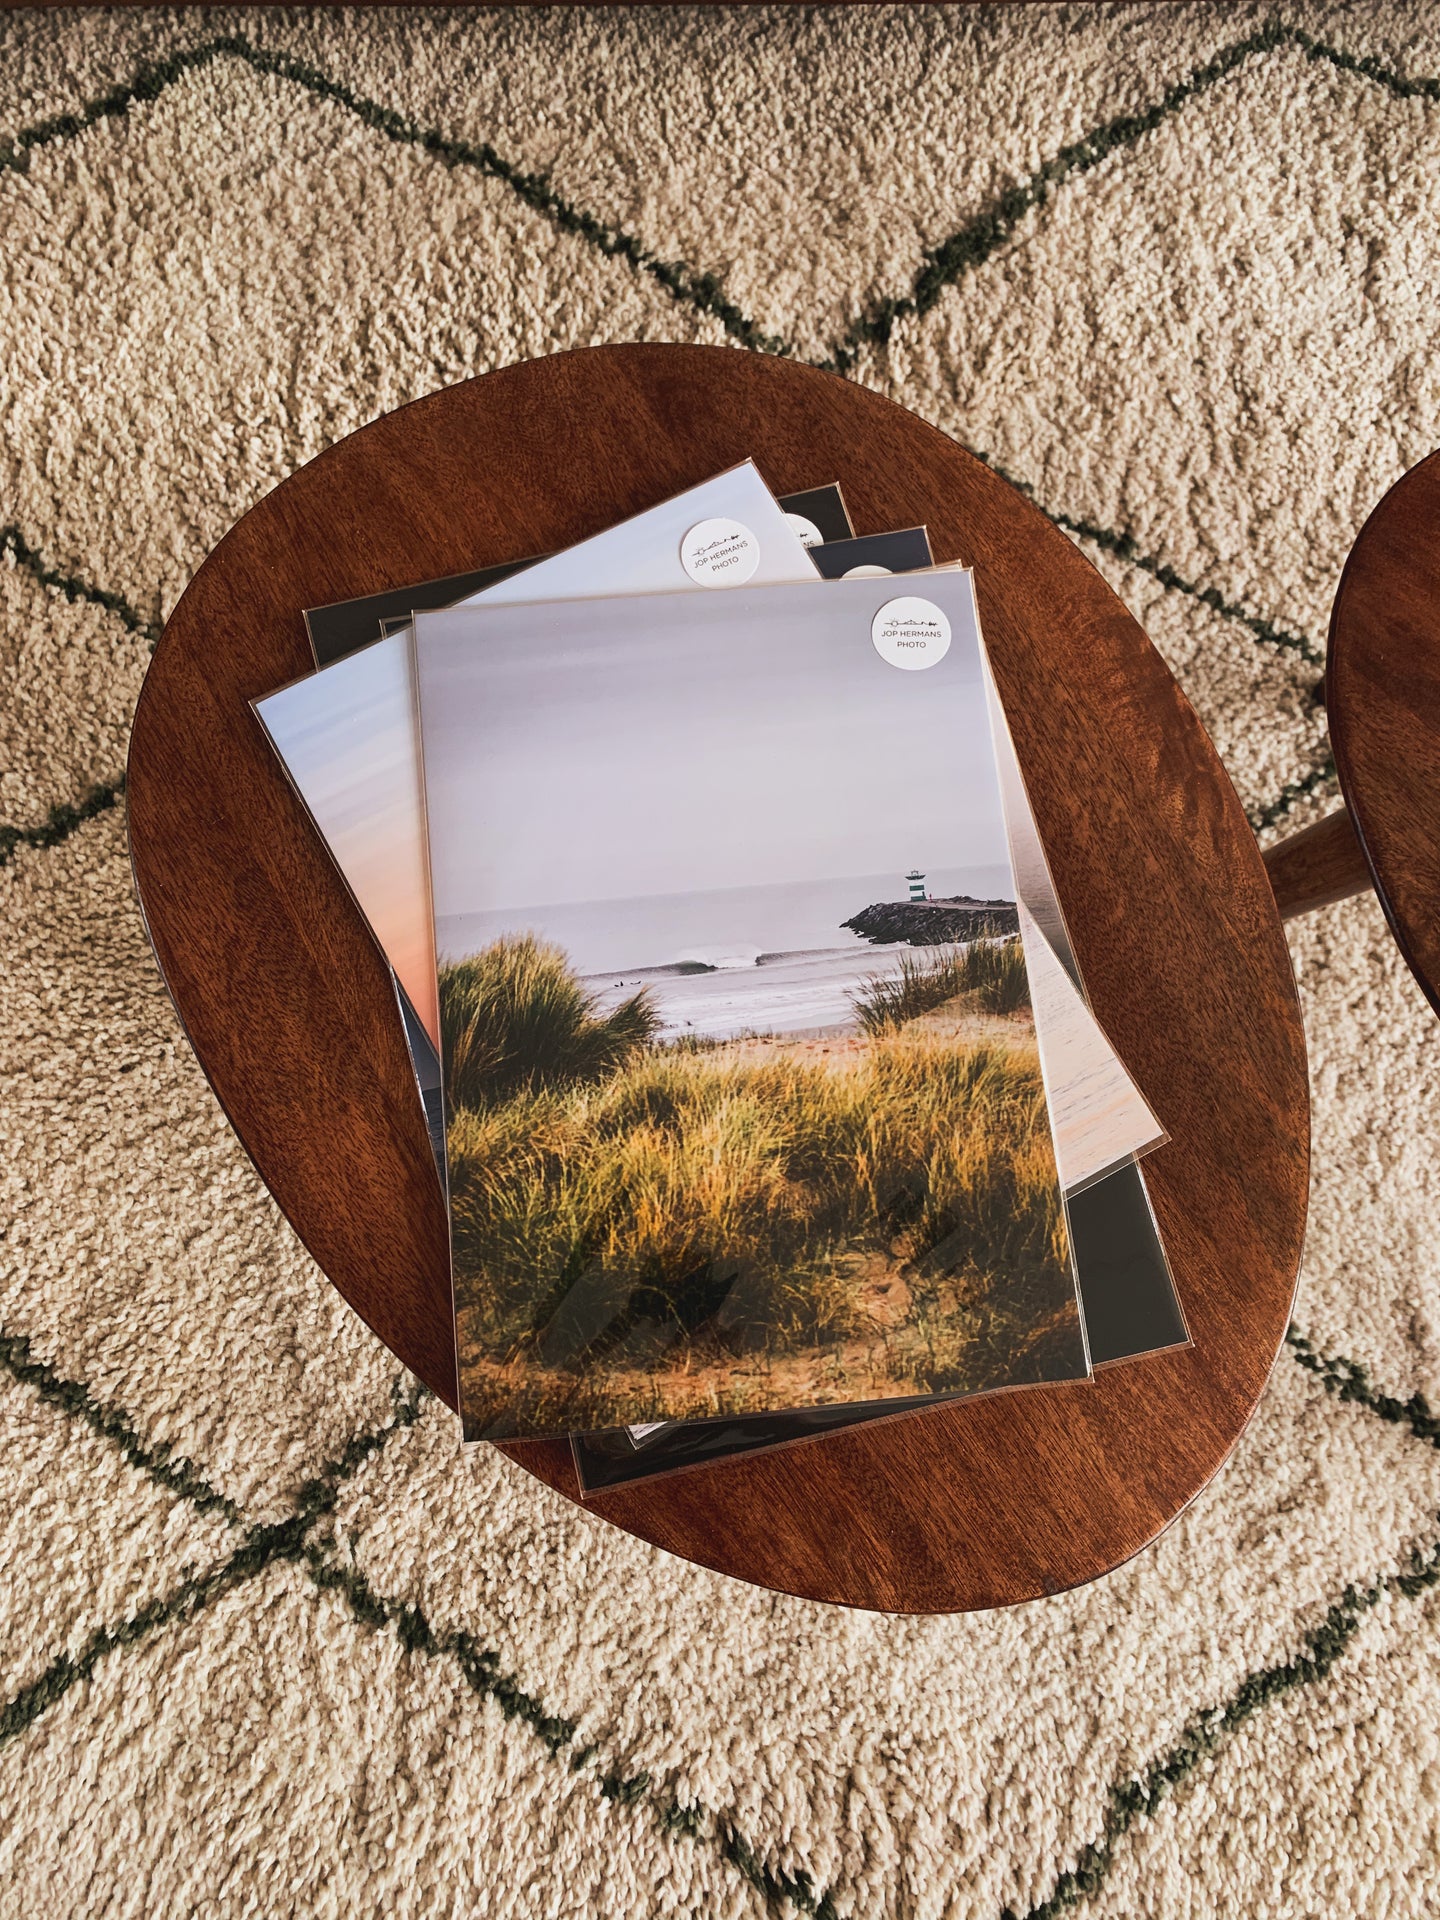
842 895 1020 947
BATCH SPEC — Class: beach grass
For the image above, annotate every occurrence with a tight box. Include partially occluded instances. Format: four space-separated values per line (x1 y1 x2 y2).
441 936 1071 1432
851 937 1029 1035
440 934 658 1108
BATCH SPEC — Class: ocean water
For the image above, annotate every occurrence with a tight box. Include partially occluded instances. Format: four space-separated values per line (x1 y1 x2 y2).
438 866 1012 1041
588 943 915 1039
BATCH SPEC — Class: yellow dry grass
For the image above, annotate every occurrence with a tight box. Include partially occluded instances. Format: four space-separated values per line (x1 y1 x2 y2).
443 941 1077 1433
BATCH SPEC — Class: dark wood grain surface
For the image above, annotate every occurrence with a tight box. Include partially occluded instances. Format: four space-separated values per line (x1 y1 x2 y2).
1263 807 1371 921
126 344 1309 1612
1326 449 1440 1021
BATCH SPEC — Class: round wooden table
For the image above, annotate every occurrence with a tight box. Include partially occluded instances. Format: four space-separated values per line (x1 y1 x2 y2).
1265 449 1440 1022
127 344 1309 1612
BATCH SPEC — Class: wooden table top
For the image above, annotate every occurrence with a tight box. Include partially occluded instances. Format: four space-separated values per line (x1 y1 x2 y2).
1327 449 1440 1020
126 344 1309 1612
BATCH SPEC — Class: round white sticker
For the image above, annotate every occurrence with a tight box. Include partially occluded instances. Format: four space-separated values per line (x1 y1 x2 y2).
680 517 761 587
784 512 824 549
871 595 952 671
843 564 892 579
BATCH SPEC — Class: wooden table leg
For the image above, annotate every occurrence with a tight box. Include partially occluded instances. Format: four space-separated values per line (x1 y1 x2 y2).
1263 807 1374 920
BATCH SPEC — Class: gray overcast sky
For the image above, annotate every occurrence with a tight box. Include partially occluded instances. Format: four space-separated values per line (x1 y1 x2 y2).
415 574 1011 916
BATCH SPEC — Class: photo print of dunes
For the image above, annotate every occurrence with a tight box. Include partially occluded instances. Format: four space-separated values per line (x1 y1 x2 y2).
412 574 1087 1440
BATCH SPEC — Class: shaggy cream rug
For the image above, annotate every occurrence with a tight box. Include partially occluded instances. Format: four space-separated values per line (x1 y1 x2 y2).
4 4 1440 1913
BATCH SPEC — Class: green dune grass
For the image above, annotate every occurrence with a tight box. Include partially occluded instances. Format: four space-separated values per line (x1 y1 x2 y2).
440 935 657 1107
850 936 1030 1034
441 935 1071 1430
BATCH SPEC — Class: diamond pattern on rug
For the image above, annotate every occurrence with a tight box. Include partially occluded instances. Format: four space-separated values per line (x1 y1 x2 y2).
4 6 1440 1915
0 812 408 1517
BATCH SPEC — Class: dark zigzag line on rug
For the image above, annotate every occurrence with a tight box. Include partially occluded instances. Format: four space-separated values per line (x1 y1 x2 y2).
824 20 1440 373
299 1544 842 1919
1288 1329 1440 1450
0 1309 827 1904
0 496 1328 880
0 1374 426 1753
0 1326 241 1524
0 520 152 871
0 773 126 874
1005 1524 1440 1920
0 25 1406 667
0 1511 314 1751
1 522 160 646
1046 504 1322 669
6 1307 1438 1918
0 1324 425 1537
3 20 1435 377
0 36 788 358
1250 753 1335 833
2 432 1323 685
15 1379 1428 1919
1002 1331 1440 1916
0 1339 807 1913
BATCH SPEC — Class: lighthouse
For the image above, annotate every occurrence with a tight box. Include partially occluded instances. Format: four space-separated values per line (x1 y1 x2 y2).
907 870 927 902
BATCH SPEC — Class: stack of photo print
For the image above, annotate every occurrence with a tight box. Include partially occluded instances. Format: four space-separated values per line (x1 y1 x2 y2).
253 463 1187 1493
